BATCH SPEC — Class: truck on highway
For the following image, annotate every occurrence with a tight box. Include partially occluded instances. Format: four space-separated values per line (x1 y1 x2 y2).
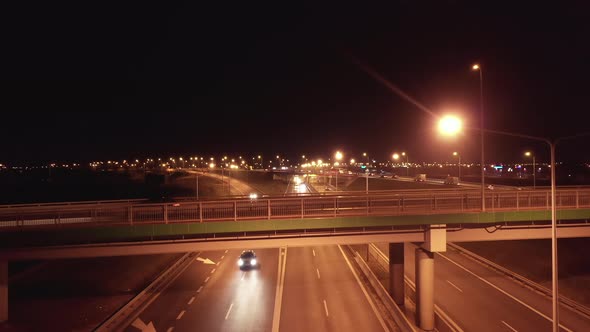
444 176 460 185
414 174 426 182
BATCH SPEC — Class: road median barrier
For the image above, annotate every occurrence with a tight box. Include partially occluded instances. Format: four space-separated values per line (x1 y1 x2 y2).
352 249 416 332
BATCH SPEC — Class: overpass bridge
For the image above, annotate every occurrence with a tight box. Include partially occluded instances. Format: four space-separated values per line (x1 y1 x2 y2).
2 188 590 327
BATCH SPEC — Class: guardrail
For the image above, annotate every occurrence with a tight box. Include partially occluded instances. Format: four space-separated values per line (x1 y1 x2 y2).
1 188 590 229
353 250 416 332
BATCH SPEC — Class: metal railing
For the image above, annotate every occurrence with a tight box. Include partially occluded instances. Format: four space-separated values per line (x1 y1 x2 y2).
1 188 590 229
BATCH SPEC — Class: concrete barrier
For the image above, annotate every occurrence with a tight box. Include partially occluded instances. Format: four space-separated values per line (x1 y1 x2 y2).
353 251 416 332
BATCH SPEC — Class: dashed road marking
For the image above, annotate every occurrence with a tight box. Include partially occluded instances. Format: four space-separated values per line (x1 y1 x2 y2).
501 320 518 332
188 296 195 305
225 303 234 320
446 280 463 293
176 310 185 320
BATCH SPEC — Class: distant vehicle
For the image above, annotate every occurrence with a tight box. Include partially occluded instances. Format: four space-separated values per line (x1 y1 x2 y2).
444 176 460 185
379 171 393 178
487 184 495 190
414 174 427 182
238 250 259 270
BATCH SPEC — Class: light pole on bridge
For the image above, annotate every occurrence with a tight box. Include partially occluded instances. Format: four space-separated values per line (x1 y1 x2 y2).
440 114 590 332
525 151 536 189
453 151 461 181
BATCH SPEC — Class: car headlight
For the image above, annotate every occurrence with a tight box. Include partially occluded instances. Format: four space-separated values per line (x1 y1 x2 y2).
251 259 257 266
238 259 244 266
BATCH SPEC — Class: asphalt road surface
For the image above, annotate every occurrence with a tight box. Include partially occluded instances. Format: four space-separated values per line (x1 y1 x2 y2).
374 243 590 332
127 246 388 332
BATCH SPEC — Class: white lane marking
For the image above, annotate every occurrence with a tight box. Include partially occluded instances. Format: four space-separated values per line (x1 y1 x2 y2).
216 262 220 266
316 268 321 279
188 296 195 305
176 310 185 320
446 280 463 293
211 268 216 274
271 247 288 332
204 277 210 283
166 327 174 332
501 320 518 332
323 299 329 317
225 303 234 320
337 245 388 331
225 249 228 254
221 255 225 259
197 286 203 293
438 252 573 332
241 272 246 280
312 249 316 257
131 318 153 331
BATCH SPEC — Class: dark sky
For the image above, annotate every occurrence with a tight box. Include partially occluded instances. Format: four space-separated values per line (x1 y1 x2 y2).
3 2 590 165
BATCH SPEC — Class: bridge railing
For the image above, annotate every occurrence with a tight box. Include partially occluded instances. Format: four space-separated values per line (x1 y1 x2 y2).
1 188 590 229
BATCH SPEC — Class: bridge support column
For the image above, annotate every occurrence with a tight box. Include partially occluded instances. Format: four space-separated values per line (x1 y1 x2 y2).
388 243 404 305
424 224 446 253
0 260 7 322
415 248 434 331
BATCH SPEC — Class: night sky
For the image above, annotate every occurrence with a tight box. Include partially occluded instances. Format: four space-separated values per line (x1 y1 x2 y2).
3 2 590 165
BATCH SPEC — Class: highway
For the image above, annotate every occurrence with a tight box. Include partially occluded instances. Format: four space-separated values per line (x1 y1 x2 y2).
126 246 387 332
374 243 590 332
284 175 313 196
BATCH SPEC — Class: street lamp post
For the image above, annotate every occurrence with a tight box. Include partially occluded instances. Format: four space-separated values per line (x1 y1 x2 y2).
195 174 199 200
525 151 536 189
439 116 590 332
362 152 370 193
402 152 409 176
453 152 461 180
392 153 400 176
472 64 485 211
335 151 343 191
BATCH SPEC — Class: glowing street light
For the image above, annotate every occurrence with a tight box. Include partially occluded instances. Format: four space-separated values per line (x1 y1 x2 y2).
438 115 463 136
525 151 536 189
392 153 400 160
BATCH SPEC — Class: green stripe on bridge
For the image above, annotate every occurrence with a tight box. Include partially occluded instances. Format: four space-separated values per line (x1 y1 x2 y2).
2 209 589 248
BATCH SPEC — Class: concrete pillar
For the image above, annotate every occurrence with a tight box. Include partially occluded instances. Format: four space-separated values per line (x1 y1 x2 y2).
0 260 7 322
389 243 405 305
415 248 434 331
